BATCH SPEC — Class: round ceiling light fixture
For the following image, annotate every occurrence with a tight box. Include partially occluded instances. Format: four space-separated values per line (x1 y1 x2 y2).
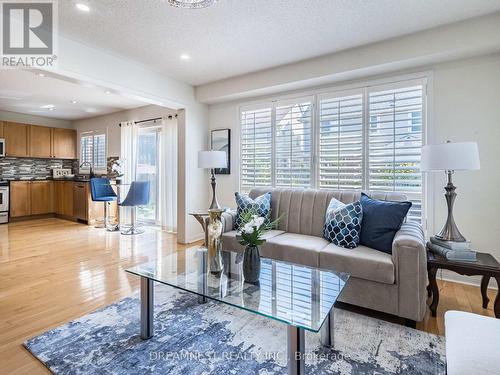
167 0 217 9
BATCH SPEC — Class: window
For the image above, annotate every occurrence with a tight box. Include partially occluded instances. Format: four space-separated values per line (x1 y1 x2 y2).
80 131 107 172
275 98 312 188
239 78 426 222
318 93 363 189
240 107 272 191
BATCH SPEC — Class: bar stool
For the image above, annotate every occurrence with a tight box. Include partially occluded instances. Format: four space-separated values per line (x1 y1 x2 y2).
90 178 117 230
120 181 150 235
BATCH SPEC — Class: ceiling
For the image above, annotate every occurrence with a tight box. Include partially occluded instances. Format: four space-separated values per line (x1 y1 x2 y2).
0 70 146 120
58 0 500 86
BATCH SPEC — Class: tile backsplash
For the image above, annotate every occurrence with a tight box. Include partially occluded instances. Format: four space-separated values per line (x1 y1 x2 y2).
0 157 78 180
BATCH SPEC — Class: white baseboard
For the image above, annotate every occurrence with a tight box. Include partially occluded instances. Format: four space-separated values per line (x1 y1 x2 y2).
183 232 205 245
437 269 498 290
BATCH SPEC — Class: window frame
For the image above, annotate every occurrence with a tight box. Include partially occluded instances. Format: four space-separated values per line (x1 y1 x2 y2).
79 129 108 174
238 73 431 229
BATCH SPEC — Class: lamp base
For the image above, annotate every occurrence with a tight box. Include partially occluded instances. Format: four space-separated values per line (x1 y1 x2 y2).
436 171 467 243
209 169 221 210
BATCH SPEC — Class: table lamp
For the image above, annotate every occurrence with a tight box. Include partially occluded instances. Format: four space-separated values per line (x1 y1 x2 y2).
421 141 480 242
198 150 227 210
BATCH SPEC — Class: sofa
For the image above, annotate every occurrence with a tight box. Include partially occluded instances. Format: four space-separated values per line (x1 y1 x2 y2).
221 187 428 323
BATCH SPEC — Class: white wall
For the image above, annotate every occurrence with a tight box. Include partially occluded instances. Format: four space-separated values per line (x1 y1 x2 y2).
208 53 500 286
72 104 176 157
0 110 72 128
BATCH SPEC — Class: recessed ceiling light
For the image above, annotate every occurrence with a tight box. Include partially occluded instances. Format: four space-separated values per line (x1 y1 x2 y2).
40 104 55 110
37 73 46 77
70 100 78 104
105 90 111 95
76 3 90 12
180 54 190 61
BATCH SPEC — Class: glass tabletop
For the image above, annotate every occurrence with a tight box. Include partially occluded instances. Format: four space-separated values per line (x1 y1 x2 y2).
126 247 349 332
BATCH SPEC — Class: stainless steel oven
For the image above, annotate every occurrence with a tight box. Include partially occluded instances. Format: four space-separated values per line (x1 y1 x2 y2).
0 181 9 224
0 138 5 157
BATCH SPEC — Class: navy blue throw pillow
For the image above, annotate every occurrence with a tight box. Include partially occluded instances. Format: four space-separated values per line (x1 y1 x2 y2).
359 193 412 254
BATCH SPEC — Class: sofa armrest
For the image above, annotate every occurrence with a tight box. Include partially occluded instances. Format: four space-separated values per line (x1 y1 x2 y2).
392 221 428 321
221 209 237 233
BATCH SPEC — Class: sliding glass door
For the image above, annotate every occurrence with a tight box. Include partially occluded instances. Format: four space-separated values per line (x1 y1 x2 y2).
136 126 161 224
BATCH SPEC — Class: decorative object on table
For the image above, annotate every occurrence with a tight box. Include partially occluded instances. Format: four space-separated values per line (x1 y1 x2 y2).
234 191 271 230
120 181 150 235
429 236 471 251
107 157 124 178
359 193 412 254
421 141 480 242
207 209 224 274
198 150 227 210
210 129 230 175
89 177 118 230
323 197 363 249
427 250 500 318
236 208 283 284
427 241 477 262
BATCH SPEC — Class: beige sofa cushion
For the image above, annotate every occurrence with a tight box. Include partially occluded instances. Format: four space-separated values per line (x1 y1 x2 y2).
320 243 395 284
221 230 285 253
249 187 407 237
264 233 330 267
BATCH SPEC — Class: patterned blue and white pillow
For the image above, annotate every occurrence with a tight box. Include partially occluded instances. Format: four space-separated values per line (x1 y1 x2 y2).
323 198 363 249
235 192 271 230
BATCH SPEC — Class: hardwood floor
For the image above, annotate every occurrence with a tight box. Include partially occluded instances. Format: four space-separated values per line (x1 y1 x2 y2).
0 218 497 374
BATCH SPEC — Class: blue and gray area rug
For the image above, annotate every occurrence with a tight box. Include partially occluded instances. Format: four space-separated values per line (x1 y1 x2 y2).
25 286 445 374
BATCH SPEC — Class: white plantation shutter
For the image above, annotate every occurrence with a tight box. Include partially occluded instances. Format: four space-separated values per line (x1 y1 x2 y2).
238 78 426 223
318 93 363 189
240 107 272 192
80 133 93 166
275 98 312 188
79 131 107 172
93 132 107 170
368 84 424 222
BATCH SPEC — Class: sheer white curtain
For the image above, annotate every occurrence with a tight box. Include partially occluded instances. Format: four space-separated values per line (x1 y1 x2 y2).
159 116 177 232
120 121 138 184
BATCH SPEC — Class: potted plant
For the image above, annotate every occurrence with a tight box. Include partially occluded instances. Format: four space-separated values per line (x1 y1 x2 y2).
236 209 283 284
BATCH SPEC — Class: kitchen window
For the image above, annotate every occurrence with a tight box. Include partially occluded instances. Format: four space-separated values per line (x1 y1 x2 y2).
239 78 426 222
80 130 107 173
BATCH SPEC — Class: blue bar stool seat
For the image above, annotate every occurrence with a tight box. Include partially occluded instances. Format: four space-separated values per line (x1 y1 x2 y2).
90 178 118 230
120 181 150 235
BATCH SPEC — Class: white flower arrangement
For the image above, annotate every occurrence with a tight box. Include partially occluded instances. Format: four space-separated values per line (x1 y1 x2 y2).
236 208 283 247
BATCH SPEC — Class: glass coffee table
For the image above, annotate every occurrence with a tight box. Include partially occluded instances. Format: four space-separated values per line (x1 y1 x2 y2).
126 247 349 375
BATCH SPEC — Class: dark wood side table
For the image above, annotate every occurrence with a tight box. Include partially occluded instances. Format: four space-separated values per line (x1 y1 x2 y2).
427 250 500 318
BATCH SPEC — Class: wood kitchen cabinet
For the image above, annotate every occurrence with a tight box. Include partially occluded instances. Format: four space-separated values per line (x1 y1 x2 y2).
11 181 53 217
54 181 74 217
29 125 53 158
3 122 29 157
0 121 77 159
73 182 87 220
10 181 31 217
52 128 77 159
30 181 53 215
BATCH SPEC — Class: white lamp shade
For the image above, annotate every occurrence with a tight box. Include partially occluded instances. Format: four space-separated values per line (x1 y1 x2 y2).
198 150 227 169
421 142 480 172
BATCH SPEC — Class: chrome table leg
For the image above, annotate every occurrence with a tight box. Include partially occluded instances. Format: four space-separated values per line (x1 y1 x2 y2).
287 325 305 375
320 308 334 348
140 277 154 339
